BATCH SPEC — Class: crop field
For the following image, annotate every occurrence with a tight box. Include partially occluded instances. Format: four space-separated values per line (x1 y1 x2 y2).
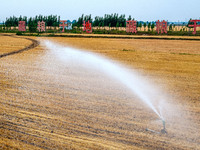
0 33 199 149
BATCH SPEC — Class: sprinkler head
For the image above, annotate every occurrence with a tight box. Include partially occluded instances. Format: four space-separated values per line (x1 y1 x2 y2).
146 118 167 134
161 119 167 134
161 129 167 134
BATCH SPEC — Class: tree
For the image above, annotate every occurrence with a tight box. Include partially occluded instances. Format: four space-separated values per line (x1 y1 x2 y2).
14 24 17 31
169 24 173 31
98 22 101 29
148 22 151 31
53 22 57 30
173 24 176 31
139 22 142 30
5 15 60 32
77 14 84 28
151 22 155 31
102 22 105 30
3 21 5 30
109 23 111 30
187 19 193 29
28 22 37 32
127 15 131 21
116 22 119 29
93 16 99 27
144 22 147 31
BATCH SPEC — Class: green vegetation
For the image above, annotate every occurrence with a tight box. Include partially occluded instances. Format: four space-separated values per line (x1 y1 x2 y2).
148 22 151 31
3 15 60 33
178 53 200 56
171 52 200 56
5 15 60 27
121 49 136 52
144 22 147 31
169 24 173 31
16 31 23 35
73 13 127 29
0 14 199 36
151 23 155 31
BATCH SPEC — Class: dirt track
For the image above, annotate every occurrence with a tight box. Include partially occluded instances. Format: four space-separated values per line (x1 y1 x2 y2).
0 34 39 58
0 35 199 149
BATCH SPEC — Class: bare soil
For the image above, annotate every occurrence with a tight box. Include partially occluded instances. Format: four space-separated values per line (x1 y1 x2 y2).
0 34 199 149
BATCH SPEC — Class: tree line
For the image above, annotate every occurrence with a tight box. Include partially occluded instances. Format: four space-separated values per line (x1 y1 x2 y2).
4 15 60 32
73 14 159 31
4 13 149 29
2 13 187 33
73 13 127 28
5 15 60 27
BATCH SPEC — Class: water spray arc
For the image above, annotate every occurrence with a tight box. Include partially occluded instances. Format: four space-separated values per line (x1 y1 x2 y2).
44 40 168 133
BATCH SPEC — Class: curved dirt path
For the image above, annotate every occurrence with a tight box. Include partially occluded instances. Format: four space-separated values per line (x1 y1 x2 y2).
0 35 40 58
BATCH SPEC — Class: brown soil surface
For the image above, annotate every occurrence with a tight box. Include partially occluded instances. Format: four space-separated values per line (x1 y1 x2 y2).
0 35 199 149
0 34 39 58
0 34 32 56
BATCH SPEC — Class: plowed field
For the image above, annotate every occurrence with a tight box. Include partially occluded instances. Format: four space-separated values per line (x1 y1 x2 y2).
0 34 199 149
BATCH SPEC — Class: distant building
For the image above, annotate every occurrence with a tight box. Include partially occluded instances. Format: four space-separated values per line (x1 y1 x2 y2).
65 20 72 30
59 20 73 31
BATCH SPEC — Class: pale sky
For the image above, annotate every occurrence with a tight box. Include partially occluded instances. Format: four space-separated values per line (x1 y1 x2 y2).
0 0 200 22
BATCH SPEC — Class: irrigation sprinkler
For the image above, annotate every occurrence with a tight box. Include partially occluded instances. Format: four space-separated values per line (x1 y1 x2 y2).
145 128 160 134
146 119 167 134
161 119 167 134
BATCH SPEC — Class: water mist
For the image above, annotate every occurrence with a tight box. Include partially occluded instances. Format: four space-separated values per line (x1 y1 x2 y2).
43 40 167 121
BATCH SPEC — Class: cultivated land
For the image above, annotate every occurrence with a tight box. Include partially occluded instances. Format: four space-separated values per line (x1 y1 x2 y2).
0 33 199 149
0 35 32 55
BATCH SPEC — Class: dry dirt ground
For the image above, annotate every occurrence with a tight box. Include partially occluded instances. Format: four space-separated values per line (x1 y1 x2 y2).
0 35 32 55
0 34 199 149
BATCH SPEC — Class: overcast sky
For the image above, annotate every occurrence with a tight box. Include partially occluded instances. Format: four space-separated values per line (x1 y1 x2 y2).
1 0 200 22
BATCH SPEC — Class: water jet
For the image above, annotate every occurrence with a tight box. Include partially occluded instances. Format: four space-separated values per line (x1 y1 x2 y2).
43 40 169 132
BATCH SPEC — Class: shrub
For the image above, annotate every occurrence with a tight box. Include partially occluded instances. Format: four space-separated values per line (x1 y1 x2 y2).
16 31 23 35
